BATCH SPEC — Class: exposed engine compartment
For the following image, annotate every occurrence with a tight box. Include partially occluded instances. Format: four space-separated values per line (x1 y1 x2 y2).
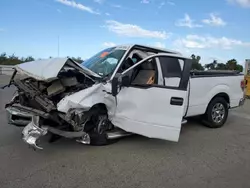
13 71 94 110
6 64 96 130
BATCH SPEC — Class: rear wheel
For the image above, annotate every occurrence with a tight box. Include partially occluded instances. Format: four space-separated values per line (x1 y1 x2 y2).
203 97 229 128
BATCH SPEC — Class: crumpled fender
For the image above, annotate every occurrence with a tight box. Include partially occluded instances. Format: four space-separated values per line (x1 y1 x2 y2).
57 83 116 118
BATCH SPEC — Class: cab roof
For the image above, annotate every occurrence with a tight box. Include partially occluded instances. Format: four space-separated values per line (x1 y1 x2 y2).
115 44 182 55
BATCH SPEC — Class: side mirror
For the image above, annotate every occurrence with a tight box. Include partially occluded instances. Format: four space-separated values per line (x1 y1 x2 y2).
111 74 130 96
121 75 130 87
111 74 121 96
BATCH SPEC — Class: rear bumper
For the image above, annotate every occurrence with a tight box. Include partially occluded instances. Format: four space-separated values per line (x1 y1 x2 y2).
239 98 245 106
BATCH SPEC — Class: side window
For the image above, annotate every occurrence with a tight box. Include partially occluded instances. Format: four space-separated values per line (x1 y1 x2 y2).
158 57 183 88
124 58 159 85
118 52 143 73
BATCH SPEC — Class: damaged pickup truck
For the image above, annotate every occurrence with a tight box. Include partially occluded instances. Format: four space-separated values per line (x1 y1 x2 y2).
4 44 245 149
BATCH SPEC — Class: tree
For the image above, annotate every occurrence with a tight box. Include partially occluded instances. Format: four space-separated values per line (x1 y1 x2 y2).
226 59 243 72
0 53 35 65
205 60 217 70
226 59 237 70
216 63 227 70
0 53 7 65
24 56 35 62
204 58 243 72
0 52 85 66
235 64 243 72
6 54 23 65
191 54 204 70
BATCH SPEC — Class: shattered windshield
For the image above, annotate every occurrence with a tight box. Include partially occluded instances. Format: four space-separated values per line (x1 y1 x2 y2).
81 47 126 77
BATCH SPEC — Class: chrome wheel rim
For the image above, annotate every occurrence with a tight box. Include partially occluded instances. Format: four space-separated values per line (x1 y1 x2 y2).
211 103 225 124
96 115 109 134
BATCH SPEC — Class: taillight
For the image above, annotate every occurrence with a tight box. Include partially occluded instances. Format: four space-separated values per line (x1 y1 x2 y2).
241 80 246 90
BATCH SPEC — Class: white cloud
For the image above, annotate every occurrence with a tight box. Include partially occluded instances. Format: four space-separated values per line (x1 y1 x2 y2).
174 35 250 50
154 42 166 48
175 14 203 28
202 13 227 26
110 4 135 11
141 0 150 3
94 0 104 4
173 47 191 56
55 0 100 14
158 1 165 8
105 12 110 16
105 20 170 39
103 42 116 47
111 4 122 8
159 1 175 9
167 1 175 5
227 0 250 8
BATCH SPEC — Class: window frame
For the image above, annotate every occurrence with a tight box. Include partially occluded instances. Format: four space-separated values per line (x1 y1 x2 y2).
119 53 192 91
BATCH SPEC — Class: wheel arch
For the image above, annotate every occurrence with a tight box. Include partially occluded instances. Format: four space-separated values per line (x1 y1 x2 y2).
90 103 108 113
205 92 230 113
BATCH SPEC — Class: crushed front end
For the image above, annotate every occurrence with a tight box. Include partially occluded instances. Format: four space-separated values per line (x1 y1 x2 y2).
4 58 100 149
22 116 48 150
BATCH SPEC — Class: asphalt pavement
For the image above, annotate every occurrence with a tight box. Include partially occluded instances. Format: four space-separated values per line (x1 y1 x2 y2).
0 74 250 188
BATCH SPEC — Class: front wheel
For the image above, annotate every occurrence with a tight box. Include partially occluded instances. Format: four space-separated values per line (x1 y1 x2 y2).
89 114 112 146
203 97 229 128
82 107 117 146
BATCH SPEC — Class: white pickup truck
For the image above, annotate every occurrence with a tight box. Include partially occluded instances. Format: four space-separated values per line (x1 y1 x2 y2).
4 44 245 149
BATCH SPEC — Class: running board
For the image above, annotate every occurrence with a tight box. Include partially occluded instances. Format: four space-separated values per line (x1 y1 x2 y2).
107 120 187 140
182 119 187 124
107 130 132 140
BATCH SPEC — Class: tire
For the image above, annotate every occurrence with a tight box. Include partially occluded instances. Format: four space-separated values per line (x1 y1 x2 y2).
89 132 109 146
89 132 118 146
203 97 229 128
84 107 118 146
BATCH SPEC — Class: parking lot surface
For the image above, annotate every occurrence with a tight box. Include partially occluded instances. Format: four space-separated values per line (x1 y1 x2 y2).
0 75 250 188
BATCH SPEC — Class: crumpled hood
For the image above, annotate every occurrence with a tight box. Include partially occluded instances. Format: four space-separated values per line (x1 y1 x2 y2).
15 58 101 81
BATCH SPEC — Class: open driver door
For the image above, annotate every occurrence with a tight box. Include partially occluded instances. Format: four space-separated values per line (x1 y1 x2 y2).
111 54 192 142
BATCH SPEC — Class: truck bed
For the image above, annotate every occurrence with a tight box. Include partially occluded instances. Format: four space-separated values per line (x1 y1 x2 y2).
185 71 244 117
190 70 242 77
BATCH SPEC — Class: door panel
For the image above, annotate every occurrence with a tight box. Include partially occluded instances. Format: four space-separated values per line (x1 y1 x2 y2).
111 54 192 142
112 86 186 142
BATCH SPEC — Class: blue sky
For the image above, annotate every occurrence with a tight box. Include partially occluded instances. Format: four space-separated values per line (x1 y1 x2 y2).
0 0 250 65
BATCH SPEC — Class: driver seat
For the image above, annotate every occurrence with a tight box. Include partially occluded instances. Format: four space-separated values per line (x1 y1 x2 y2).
132 60 156 85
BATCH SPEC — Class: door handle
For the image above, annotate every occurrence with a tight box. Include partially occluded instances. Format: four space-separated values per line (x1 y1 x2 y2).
170 97 184 106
